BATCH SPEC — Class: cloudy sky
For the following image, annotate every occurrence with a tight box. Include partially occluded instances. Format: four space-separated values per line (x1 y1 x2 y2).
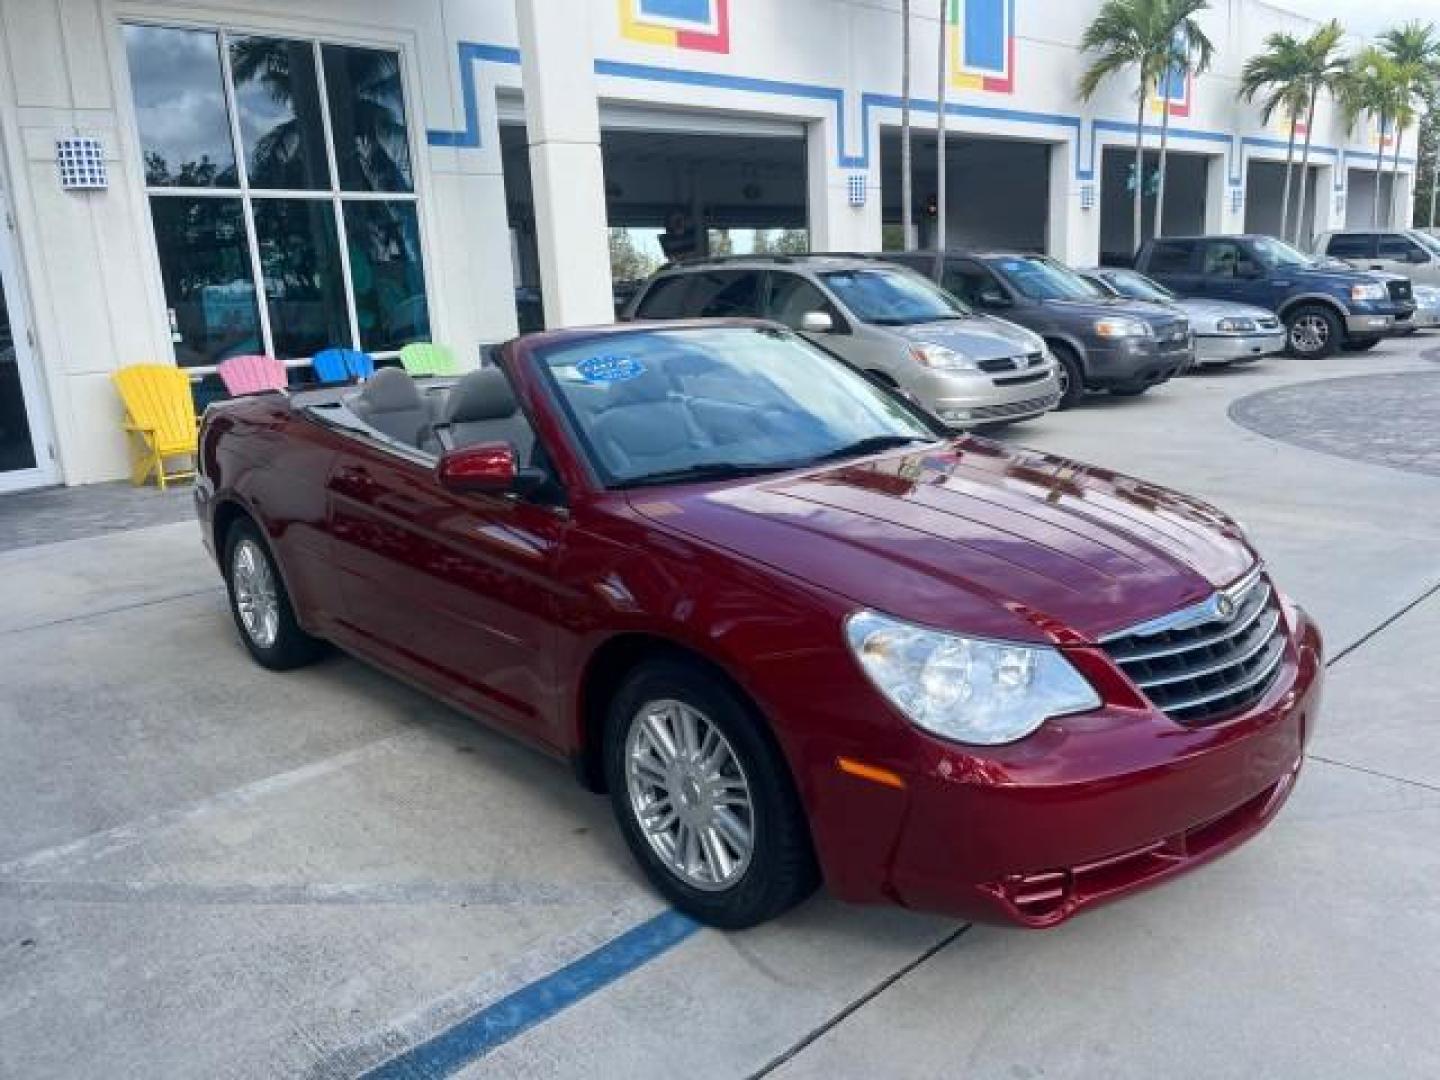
1282 0 1433 39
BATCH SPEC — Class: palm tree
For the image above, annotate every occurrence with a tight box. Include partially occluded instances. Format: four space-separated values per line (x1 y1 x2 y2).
1290 21 1347 248
901 0 914 250
1151 3 1213 239
1379 22 1440 227
1238 33 1311 242
1340 48 1407 227
1079 0 1210 257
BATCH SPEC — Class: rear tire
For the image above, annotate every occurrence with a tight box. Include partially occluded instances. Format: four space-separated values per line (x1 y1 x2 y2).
603 657 818 929
223 519 325 671
1284 304 1342 358
1050 344 1085 411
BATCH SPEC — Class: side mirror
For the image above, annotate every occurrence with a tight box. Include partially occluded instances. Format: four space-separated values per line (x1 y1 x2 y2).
799 310 834 333
436 441 517 495
978 289 1011 308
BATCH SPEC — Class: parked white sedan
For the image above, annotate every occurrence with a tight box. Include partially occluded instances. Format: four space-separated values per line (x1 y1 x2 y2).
1079 267 1287 367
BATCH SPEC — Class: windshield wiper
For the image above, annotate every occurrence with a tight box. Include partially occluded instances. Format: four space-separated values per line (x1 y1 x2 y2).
804 434 933 466
620 461 798 488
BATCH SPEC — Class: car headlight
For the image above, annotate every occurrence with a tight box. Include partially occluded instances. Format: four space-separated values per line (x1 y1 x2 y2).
1350 283 1387 302
844 610 1101 745
910 343 977 370
1216 317 1257 333
1093 317 1152 339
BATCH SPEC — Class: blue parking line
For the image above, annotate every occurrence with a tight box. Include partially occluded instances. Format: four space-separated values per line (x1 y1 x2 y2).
362 910 701 1079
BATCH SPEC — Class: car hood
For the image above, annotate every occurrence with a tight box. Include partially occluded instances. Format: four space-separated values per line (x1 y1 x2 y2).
1288 265 1384 288
1174 297 1276 324
626 439 1256 644
888 315 1041 357
1042 297 1181 328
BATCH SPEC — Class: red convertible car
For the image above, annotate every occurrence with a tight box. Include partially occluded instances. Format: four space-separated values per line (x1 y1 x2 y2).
196 321 1323 929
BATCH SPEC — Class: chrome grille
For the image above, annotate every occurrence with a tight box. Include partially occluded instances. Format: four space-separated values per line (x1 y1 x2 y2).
977 352 1044 374
1387 279 1413 303
1101 569 1286 725
968 390 1061 420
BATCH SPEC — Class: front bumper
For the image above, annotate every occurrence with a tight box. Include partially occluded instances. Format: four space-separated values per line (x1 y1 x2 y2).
802 604 1323 927
1345 312 1395 336
909 364 1062 427
1083 339 1191 388
1193 330 1286 364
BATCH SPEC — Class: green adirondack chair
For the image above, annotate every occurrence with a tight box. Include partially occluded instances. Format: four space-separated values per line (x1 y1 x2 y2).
398 342 460 377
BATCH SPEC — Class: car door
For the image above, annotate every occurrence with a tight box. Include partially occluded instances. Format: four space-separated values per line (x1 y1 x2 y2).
762 269 859 359
686 268 764 318
1199 239 1275 307
940 259 1010 311
1375 233 1440 284
325 418 570 749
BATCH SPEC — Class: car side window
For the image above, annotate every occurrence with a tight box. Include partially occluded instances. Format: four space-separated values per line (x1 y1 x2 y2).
1145 240 1196 274
942 264 997 307
1202 241 1258 278
1327 234 1375 260
1378 234 1426 261
764 272 838 328
687 270 763 317
634 275 693 319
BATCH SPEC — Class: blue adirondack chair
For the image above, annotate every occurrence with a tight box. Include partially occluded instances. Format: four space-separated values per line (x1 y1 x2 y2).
312 347 375 383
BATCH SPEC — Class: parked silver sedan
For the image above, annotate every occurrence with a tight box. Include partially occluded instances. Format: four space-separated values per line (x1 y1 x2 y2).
1412 284 1440 330
1079 267 1286 367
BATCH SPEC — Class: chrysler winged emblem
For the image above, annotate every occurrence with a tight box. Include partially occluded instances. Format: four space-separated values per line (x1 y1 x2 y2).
1215 594 1236 620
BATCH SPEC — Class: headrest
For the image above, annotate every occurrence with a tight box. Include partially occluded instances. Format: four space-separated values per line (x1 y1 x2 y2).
445 368 516 424
357 367 422 411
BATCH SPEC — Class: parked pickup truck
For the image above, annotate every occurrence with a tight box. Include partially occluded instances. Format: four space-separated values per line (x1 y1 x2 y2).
1133 234 1416 357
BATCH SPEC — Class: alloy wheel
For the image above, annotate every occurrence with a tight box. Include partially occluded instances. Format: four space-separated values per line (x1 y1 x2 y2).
1290 314 1330 355
625 698 755 892
231 537 280 649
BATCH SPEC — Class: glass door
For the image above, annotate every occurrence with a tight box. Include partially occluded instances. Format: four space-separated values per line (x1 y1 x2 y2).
0 187 57 492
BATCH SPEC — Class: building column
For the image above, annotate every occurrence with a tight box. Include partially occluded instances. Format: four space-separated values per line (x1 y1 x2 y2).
806 120 880 251
1048 139 1096 266
515 0 613 327
1311 164 1344 237
1205 153 1231 234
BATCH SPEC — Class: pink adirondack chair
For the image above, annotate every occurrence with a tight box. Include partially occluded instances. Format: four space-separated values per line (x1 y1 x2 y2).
217 354 287 396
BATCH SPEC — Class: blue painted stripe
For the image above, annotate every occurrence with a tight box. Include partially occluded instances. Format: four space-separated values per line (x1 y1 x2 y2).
362 911 700 1079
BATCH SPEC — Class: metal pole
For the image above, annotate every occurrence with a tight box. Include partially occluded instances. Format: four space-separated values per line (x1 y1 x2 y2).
936 0 947 253
901 0 914 249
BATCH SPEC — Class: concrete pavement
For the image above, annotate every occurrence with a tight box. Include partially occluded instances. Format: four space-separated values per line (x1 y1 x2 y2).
2 336 1439 1078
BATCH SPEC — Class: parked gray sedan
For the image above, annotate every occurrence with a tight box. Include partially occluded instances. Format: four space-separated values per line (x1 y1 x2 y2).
1079 267 1286 367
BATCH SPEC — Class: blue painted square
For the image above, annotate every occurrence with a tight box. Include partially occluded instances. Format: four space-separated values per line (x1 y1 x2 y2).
1161 64 1186 102
963 0 1006 74
638 0 714 25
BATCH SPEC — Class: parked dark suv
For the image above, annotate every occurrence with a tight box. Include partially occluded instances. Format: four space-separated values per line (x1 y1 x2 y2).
892 251 1192 409
1134 234 1415 357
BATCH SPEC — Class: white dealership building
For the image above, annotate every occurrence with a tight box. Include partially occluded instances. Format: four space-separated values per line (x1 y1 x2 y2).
0 0 1418 489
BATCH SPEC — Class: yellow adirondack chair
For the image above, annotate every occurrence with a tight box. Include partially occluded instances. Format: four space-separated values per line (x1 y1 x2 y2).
399 342 460 377
112 363 198 489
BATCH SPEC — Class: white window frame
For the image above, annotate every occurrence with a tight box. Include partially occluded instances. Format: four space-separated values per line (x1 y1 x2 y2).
120 21 428 375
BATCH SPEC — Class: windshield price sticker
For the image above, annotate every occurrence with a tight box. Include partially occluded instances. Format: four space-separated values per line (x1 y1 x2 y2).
577 355 645 384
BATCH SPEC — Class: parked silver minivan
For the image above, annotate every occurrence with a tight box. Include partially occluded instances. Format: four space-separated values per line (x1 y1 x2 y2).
1313 229 1440 286
622 255 1061 427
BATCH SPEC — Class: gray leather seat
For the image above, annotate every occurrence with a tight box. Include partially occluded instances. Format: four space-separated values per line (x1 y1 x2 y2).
350 367 430 447
439 368 535 462
588 370 705 474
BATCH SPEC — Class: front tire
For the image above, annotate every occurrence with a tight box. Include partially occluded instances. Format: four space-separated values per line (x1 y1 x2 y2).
1285 305 1342 358
224 519 325 671
1050 344 1085 410
604 657 818 929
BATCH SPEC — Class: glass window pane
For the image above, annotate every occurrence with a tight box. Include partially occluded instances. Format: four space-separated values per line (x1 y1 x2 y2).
228 37 331 190
253 199 351 357
322 45 413 192
343 201 429 351
123 26 238 187
148 197 262 366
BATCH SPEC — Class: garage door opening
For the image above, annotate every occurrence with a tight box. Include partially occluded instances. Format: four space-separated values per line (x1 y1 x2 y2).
1099 148 1211 265
1346 168 1398 229
1245 160 1320 246
500 117 808 331
881 129 1050 253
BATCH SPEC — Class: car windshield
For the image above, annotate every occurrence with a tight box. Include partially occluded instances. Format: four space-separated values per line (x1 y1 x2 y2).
1250 236 1317 269
990 256 1105 301
1100 269 1175 303
817 268 970 325
536 326 940 487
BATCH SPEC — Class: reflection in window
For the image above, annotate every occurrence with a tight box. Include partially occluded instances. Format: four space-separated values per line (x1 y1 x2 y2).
344 201 429 351
253 200 350 358
123 25 237 187
148 198 262 366
322 45 413 192
229 36 330 190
